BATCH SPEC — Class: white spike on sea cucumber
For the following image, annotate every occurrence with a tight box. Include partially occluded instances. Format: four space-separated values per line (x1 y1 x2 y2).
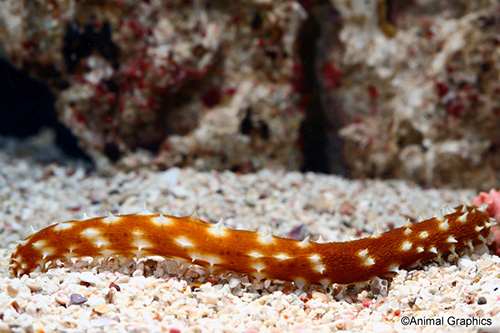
190 211 199 220
477 203 488 212
449 245 457 257
294 278 306 290
299 235 310 247
215 218 225 228
478 235 486 243
138 202 152 215
387 264 399 272
104 211 121 223
458 212 469 223
442 204 454 215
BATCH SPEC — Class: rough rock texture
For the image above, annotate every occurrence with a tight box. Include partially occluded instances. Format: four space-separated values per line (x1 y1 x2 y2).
0 0 305 173
321 0 500 189
2 0 500 189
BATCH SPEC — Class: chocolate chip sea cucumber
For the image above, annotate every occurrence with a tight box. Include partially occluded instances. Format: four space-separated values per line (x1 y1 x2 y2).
10 204 495 288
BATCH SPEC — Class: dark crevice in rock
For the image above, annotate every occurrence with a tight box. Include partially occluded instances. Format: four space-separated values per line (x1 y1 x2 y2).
0 58 92 162
297 2 346 175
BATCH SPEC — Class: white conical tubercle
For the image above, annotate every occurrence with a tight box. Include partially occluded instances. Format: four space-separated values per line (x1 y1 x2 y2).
9 204 495 287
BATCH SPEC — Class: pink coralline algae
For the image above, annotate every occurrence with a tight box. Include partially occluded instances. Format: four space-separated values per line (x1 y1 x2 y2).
473 189 500 221
473 189 500 255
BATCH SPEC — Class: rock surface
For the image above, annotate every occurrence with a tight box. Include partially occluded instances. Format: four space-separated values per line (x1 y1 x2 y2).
2 0 500 189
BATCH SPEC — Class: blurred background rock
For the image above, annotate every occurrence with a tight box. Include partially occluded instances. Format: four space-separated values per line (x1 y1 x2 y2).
1 0 500 189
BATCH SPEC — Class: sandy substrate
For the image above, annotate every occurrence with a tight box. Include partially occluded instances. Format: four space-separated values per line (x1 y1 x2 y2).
0 133 499 332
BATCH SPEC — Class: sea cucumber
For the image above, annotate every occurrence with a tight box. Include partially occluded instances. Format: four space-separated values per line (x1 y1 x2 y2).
10 204 495 288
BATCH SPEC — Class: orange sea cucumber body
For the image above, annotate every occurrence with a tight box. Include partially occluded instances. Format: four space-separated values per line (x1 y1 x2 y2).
10 205 495 287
